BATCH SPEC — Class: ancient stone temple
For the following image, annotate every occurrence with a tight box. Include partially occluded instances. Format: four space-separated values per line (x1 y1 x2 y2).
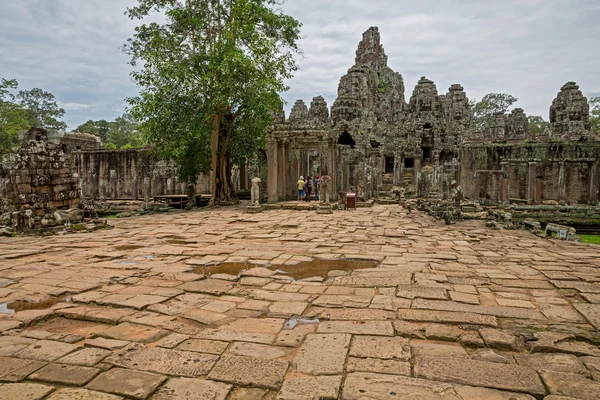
267 27 600 205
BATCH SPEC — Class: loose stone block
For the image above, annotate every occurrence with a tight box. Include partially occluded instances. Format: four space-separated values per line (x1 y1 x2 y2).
479 329 524 351
84 338 130 351
580 356 600 381
86 368 166 399
274 324 316 348
349 336 410 360
46 388 123 400
317 321 394 336
277 375 342 400
414 356 546 396
28 363 100 385
97 322 169 343
293 334 351 375
573 303 600 329
342 372 461 400
153 377 231 400
541 370 600 400
56 347 111 366
0 383 55 400
208 355 289 389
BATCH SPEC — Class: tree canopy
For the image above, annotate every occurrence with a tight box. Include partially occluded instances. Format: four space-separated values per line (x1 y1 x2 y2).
76 114 144 149
527 115 550 136
124 0 302 205
470 93 518 131
17 87 67 130
591 97 600 135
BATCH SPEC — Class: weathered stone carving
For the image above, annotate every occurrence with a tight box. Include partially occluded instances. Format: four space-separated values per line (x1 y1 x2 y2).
251 177 261 205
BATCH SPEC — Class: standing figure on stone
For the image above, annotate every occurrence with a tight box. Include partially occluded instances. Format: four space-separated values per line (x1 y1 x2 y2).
320 175 332 204
297 176 305 201
251 177 261 205
306 176 313 202
314 176 320 201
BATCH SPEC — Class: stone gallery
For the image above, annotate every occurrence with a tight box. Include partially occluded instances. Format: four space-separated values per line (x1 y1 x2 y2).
267 27 600 204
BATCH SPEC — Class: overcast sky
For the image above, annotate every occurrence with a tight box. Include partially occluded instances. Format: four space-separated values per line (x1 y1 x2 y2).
1 0 599 129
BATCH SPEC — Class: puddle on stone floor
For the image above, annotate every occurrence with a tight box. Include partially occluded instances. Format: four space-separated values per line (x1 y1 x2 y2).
282 316 320 330
194 258 379 280
0 296 71 314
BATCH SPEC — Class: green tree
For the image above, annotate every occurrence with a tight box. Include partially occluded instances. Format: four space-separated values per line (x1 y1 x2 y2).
470 93 518 131
124 0 302 205
591 97 600 135
527 115 550 136
17 87 67 130
76 119 111 140
0 79 29 157
104 113 144 149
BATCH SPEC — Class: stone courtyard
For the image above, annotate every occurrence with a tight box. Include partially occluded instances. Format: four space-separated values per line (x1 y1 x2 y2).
0 205 599 399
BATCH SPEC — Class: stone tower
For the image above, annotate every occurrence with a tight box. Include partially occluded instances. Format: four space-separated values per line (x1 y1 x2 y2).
550 82 595 141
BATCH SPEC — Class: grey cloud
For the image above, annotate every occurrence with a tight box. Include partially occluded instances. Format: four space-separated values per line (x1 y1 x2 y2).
1 0 599 127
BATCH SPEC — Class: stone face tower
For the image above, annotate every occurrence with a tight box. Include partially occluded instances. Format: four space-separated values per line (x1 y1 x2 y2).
550 82 594 141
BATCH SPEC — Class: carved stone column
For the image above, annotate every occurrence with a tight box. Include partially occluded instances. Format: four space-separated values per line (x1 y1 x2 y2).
267 137 278 203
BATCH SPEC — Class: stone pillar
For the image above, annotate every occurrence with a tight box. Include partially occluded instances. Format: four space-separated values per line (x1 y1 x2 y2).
277 142 285 200
110 170 117 200
143 177 151 202
240 160 247 191
589 161 599 203
527 162 537 204
500 175 509 202
267 138 278 203
413 158 422 186
558 162 566 201
167 178 173 195
131 175 138 200
473 172 480 201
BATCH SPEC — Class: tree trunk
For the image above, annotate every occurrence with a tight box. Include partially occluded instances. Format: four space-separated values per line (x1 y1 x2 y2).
210 113 238 206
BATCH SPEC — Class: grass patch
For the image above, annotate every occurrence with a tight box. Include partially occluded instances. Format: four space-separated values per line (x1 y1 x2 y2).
579 234 600 245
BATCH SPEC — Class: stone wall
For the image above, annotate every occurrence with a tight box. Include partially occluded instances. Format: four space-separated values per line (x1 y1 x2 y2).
460 143 600 204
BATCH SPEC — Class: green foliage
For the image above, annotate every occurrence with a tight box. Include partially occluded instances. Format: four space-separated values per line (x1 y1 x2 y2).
16 87 67 130
470 93 518 131
0 79 29 157
527 115 550 136
76 119 111 140
579 234 600 245
377 80 387 94
590 97 600 135
124 0 302 203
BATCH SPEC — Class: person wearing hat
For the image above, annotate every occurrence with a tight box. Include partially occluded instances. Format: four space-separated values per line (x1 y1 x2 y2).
297 176 305 201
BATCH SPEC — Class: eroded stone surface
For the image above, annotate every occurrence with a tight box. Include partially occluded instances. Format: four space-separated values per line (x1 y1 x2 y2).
153 377 231 400
208 355 289 389
86 368 166 399
293 334 351 375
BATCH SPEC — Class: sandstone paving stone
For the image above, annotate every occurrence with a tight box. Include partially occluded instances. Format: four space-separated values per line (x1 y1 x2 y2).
479 329 524 351
495 298 536 309
580 356 600 381
86 368 166 400
198 329 275 345
28 363 100 385
470 349 512 364
540 370 600 400
56 347 112 366
0 382 55 400
346 357 411 375
449 291 479 305
274 324 316 348
414 356 546 396
349 336 410 360
208 355 289 389
46 388 123 400
177 339 229 355
317 321 394 336
97 322 169 343
220 318 284 334
57 306 137 325
425 324 462 341
227 342 291 359
155 333 190 349
268 302 308 316
514 354 590 376
540 305 587 323
293 333 351 375
572 303 600 330
182 308 229 325
240 277 273 287
277 375 342 400
319 308 396 321
104 345 219 377
458 331 484 348
84 337 130 351
411 299 546 320
201 300 237 313
178 279 233 296
453 386 536 400
342 372 461 400
312 295 372 308
397 309 498 327
14 340 78 362
396 286 448 300
250 290 310 303
410 341 468 358
0 357 46 382
152 377 231 400
237 299 270 311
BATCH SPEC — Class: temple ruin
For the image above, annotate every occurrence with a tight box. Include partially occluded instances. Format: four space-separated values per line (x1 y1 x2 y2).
267 27 600 205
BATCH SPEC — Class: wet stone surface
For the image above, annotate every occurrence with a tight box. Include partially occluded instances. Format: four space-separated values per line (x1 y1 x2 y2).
0 204 600 398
